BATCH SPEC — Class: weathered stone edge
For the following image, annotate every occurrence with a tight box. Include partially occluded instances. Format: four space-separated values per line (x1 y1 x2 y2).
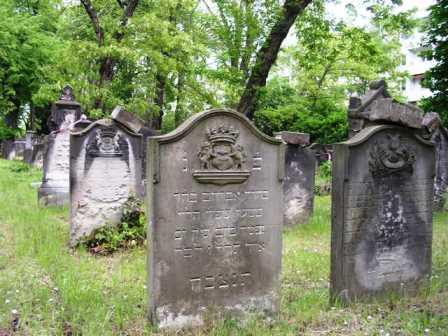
148 108 281 145
338 125 434 147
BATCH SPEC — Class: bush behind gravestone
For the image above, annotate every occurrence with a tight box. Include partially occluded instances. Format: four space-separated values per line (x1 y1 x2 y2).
80 196 146 254
314 161 332 196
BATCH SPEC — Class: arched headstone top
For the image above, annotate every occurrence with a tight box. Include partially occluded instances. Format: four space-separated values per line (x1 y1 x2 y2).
342 125 434 148
71 118 142 138
151 108 281 145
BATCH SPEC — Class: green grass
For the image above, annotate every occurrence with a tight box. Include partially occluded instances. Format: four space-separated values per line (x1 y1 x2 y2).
0 158 447 335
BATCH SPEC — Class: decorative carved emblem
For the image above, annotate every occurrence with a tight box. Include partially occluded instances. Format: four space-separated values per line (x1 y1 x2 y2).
193 125 250 185
87 128 123 157
60 85 75 101
369 134 415 177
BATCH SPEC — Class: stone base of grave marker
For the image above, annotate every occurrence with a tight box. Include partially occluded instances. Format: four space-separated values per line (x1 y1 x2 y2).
38 131 71 206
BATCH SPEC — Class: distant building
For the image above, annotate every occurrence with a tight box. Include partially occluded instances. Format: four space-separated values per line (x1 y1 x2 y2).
399 0 436 104
400 35 435 104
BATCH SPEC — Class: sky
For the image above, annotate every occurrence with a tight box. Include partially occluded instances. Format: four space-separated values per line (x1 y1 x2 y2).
326 0 435 26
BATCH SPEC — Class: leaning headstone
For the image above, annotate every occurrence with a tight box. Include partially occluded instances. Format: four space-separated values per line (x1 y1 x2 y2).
331 82 435 303
275 131 316 226
38 86 81 206
422 112 448 210
147 108 285 329
70 118 143 245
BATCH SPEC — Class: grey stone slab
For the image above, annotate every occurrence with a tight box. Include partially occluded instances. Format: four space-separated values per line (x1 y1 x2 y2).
38 86 82 206
331 125 435 303
283 144 316 226
431 128 448 211
38 131 71 206
112 106 146 133
348 80 424 138
147 108 285 329
70 119 143 245
275 131 310 146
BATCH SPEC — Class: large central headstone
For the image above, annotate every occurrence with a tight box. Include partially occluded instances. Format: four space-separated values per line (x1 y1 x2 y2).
331 82 435 303
147 108 284 329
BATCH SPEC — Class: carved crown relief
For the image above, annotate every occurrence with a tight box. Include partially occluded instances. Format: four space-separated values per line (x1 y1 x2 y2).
87 128 123 157
369 134 415 177
193 125 250 185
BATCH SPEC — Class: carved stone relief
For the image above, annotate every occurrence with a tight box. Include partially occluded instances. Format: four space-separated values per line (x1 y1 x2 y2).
193 125 250 185
369 134 416 177
87 127 123 157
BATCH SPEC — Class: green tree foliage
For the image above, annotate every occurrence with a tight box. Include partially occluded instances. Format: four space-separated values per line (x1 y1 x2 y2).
201 0 283 106
37 0 208 126
421 0 448 123
0 0 420 140
254 0 418 143
0 0 61 137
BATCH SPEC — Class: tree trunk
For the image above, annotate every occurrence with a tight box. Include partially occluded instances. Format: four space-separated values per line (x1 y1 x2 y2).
151 74 166 130
237 0 313 120
81 0 139 111
174 73 186 127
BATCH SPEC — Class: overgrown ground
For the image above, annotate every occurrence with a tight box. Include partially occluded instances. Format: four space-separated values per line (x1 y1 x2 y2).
0 159 447 335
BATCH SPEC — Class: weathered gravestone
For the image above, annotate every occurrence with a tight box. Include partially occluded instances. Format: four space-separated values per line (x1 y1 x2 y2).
147 108 285 329
331 83 435 303
70 118 143 245
1 139 26 160
275 131 316 226
422 112 448 211
23 131 35 164
38 86 81 206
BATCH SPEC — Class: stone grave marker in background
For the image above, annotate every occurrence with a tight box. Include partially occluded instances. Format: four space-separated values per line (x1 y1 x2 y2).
422 112 448 211
111 106 158 195
147 108 285 329
38 86 81 206
275 131 316 226
1 139 26 160
23 131 35 164
70 118 143 245
331 81 435 303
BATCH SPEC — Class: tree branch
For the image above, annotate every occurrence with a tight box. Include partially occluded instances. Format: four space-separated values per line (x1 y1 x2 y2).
80 0 104 46
237 0 313 119
115 0 140 41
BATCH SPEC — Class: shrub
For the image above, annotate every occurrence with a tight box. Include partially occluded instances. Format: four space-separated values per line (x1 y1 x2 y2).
80 196 146 255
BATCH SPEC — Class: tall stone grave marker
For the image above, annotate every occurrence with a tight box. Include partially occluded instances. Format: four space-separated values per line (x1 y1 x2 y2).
70 118 143 245
331 82 435 303
38 86 81 206
147 109 285 329
423 112 448 210
275 131 316 226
